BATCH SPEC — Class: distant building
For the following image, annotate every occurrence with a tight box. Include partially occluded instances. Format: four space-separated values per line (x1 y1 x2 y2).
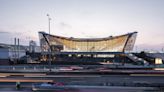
0 43 26 64
34 46 41 53
29 40 37 53
0 46 10 59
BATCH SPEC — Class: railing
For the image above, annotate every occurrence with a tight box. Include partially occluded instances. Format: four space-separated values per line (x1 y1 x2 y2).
0 64 164 71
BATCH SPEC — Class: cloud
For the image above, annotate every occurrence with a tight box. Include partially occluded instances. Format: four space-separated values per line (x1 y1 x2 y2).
135 43 164 52
59 22 72 29
0 30 11 34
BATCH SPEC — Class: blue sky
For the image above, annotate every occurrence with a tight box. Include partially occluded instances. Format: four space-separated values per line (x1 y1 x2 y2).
0 0 164 51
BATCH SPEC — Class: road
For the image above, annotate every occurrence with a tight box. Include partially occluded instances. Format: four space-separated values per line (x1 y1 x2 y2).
0 65 164 91
0 73 163 92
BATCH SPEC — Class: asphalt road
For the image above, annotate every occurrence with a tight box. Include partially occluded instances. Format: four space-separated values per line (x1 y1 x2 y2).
0 65 164 92
0 73 164 92
0 84 161 92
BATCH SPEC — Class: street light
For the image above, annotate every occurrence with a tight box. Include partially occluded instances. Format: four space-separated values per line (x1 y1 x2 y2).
47 14 52 71
47 14 51 34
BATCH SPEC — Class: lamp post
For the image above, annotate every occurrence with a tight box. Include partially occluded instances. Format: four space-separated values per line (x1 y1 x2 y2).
47 14 51 71
47 14 51 34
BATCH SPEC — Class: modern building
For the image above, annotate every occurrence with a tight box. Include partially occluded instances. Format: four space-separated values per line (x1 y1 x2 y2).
38 32 138 64
39 32 137 53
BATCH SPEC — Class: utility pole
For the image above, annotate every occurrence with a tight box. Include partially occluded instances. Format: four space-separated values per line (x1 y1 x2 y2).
18 38 20 62
14 38 17 64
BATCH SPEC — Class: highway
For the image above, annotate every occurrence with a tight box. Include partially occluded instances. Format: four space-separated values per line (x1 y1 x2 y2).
0 65 163 91
0 73 163 91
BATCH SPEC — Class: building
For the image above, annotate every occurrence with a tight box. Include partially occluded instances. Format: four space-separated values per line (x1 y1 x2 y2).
29 40 37 53
38 32 138 64
39 32 137 53
0 43 26 64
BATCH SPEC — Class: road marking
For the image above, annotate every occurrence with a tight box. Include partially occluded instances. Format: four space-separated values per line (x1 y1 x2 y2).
64 85 157 90
130 74 164 76
0 75 7 77
154 68 164 70
24 75 101 78
0 79 53 82
133 81 150 83
0 73 46 76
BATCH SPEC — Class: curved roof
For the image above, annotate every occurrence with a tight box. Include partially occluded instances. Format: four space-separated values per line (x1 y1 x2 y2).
39 31 137 42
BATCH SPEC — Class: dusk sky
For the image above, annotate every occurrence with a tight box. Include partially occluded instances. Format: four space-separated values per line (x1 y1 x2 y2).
0 0 164 51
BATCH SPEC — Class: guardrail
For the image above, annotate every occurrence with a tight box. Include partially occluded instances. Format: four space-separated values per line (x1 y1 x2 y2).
0 64 163 71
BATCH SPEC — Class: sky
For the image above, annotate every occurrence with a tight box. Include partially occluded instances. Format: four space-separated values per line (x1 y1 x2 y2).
0 0 164 51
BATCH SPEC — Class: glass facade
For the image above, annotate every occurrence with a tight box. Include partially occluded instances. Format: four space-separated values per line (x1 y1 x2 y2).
39 32 137 52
